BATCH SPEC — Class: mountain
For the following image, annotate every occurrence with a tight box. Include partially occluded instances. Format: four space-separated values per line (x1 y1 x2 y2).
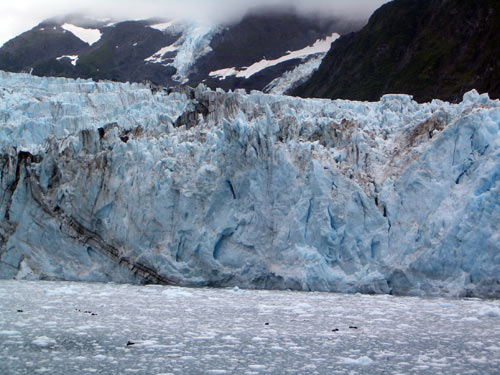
0 10 362 94
188 9 357 92
294 0 500 103
0 71 499 298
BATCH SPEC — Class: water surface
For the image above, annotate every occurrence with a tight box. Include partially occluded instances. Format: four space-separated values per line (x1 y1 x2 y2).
1 280 499 374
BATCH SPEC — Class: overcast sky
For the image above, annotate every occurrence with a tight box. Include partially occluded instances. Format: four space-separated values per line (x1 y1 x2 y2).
0 0 390 47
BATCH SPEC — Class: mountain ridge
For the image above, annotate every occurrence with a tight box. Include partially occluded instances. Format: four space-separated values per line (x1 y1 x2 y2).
0 10 361 94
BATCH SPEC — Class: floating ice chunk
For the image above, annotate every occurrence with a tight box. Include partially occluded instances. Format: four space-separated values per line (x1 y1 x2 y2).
338 356 374 366
468 356 489 364
0 330 21 335
248 365 267 370
180 356 197 361
161 288 194 297
32 336 56 348
34 367 52 373
476 306 500 318
221 335 239 341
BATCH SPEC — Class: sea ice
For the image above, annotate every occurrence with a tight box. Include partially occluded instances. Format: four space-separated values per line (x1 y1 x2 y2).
0 280 499 374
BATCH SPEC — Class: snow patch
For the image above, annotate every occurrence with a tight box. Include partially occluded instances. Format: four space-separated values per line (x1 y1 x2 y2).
61 23 102 46
145 44 179 64
56 55 79 66
208 67 237 80
210 33 339 80
150 21 175 31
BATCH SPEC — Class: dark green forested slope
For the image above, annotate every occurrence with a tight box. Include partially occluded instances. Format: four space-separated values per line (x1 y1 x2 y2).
294 0 500 103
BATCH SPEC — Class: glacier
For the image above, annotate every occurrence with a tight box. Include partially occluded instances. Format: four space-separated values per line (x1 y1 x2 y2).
264 53 326 95
145 22 219 83
0 71 499 298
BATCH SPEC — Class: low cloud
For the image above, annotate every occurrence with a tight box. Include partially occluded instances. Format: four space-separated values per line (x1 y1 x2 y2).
92 0 391 23
0 0 390 47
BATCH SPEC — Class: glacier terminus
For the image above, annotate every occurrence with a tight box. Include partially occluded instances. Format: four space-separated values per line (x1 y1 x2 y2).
0 71 499 298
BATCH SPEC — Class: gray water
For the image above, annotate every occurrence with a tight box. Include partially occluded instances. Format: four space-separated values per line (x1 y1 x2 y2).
1 280 499 374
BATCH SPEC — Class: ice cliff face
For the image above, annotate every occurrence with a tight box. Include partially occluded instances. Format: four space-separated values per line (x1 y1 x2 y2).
0 71 499 297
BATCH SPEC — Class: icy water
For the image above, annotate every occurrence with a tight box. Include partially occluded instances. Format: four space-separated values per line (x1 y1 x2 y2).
1 281 499 374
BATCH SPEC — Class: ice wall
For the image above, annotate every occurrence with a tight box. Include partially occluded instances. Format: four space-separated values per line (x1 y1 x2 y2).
0 71 498 297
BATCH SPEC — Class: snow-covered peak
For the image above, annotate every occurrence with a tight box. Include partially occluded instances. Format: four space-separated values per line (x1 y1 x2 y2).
149 21 175 31
61 23 102 46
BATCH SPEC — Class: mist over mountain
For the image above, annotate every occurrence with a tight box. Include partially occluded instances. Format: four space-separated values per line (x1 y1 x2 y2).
0 0 389 48
0 8 363 94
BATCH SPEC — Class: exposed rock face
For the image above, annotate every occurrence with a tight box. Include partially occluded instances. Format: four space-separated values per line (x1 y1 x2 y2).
0 71 499 297
294 0 500 103
0 22 88 73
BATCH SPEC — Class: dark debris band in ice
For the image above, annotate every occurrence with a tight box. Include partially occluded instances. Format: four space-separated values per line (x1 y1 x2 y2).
1 280 500 374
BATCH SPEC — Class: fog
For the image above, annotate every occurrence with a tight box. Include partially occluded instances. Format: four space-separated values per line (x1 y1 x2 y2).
0 0 390 47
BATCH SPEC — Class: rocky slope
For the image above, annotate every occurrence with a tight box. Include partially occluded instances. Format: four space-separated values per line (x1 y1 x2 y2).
294 0 500 103
0 10 359 94
0 71 499 297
